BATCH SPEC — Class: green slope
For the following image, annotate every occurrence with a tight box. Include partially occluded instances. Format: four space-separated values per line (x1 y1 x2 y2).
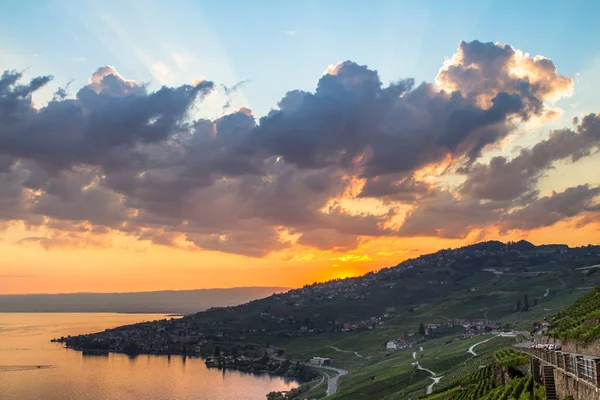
548 283 600 342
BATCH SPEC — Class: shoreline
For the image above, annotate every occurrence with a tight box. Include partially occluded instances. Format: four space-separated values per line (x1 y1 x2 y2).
55 342 308 385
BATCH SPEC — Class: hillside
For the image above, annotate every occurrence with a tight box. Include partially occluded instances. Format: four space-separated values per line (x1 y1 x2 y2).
184 240 599 336
548 282 600 343
56 241 600 399
422 348 545 400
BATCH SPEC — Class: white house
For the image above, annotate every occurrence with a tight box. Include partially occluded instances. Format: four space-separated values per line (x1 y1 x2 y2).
386 341 398 350
309 357 331 366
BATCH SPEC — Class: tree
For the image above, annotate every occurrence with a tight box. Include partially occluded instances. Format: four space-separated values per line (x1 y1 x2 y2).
523 295 530 312
516 300 522 312
418 322 426 336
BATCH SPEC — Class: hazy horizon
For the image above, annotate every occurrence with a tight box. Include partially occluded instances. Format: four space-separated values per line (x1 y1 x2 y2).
0 287 290 314
0 286 291 296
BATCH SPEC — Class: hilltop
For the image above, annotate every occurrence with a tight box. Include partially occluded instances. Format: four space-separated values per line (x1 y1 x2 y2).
184 240 599 332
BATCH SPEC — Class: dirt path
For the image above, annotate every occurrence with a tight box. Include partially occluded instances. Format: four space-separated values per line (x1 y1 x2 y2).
328 345 363 358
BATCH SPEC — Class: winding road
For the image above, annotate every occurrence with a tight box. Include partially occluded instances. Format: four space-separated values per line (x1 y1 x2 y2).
412 361 442 394
411 346 442 394
468 335 498 356
312 365 348 396
272 351 348 395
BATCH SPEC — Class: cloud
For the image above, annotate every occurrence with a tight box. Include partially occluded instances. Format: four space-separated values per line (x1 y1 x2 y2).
398 190 503 238
247 53 562 177
0 40 596 258
499 185 600 232
282 30 298 36
460 113 600 201
436 40 573 109
398 184 599 239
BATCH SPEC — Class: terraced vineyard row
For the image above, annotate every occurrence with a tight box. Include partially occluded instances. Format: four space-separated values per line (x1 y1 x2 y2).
424 377 497 400
548 284 600 342
493 349 529 368
435 354 493 392
480 375 546 400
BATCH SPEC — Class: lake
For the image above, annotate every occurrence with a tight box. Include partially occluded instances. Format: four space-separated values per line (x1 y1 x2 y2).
0 313 297 399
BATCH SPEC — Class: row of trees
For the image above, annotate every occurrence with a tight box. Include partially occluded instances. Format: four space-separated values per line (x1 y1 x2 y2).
516 294 530 312
516 294 538 312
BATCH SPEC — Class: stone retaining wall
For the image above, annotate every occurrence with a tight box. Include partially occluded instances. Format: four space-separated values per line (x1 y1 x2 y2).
561 339 600 356
553 367 600 400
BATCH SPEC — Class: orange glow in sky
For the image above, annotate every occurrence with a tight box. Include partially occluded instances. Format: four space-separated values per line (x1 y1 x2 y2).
1 216 599 294
1 32 599 295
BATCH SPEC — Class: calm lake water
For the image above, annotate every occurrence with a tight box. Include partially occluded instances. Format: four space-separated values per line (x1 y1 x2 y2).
0 313 297 399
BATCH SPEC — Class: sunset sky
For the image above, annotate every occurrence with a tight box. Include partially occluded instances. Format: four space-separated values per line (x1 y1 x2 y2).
1 0 599 294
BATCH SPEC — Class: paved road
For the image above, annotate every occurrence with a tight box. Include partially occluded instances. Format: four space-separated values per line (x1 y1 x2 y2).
301 370 327 397
427 376 442 395
309 364 348 395
411 346 442 395
412 352 442 395
468 335 498 356
273 353 348 396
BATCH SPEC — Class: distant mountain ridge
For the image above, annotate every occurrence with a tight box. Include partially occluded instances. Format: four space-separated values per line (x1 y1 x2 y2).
0 287 289 314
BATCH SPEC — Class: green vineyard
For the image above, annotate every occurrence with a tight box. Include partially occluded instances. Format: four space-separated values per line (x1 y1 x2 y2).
480 375 545 400
423 349 544 400
548 284 600 342
493 349 529 369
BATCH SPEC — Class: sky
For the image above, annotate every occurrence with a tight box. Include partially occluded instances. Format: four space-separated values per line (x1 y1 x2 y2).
1 0 599 294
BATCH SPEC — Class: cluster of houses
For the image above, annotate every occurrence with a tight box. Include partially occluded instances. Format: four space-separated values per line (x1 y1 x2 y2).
341 316 385 332
386 337 409 351
383 318 528 352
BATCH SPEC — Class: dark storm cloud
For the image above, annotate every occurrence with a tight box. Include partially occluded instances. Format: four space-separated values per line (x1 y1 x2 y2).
398 184 600 239
358 174 432 202
499 185 600 232
247 59 540 177
0 66 214 171
460 113 600 201
0 40 596 257
397 190 504 238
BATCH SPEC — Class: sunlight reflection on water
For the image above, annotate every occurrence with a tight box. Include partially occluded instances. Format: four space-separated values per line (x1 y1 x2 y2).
0 313 297 400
